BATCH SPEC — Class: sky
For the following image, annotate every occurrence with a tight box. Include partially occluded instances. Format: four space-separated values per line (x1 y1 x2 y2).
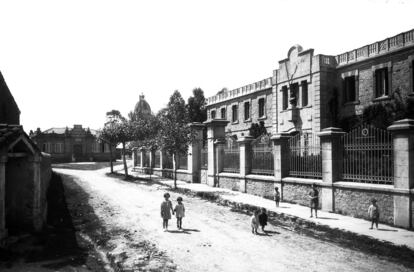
0 0 413 132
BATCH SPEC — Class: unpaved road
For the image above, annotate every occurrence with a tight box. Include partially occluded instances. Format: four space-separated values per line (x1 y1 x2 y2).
54 166 412 272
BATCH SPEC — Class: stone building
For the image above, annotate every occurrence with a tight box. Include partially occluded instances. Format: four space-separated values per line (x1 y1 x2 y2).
31 125 112 163
134 28 414 229
0 71 51 242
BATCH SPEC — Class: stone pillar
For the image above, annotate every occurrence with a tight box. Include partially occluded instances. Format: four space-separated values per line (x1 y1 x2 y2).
32 154 43 232
203 119 229 187
188 123 205 183
238 136 253 193
159 150 163 170
318 127 345 212
388 119 414 228
271 133 290 200
0 154 7 241
139 148 144 168
149 149 155 168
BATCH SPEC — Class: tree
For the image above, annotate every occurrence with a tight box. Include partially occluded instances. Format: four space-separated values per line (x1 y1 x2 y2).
187 88 207 123
98 110 135 178
157 90 195 188
248 121 267 138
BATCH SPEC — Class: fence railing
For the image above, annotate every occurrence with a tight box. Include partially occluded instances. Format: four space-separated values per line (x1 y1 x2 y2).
154 151 161 168
143 151 150 167
251 136 274 175
163 152 173 169
201 146 208 169
289 132 322 179
178 155 188 170
342 126 393 184
136 152 141 167
222 140 240 173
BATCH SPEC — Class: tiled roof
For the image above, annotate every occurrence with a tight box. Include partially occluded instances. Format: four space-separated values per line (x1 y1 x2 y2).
42 127 98 136
0 124 24 147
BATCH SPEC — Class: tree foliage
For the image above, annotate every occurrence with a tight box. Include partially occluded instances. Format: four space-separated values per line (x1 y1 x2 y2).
248 121 267 138
157 90 195 188
187 88 207 123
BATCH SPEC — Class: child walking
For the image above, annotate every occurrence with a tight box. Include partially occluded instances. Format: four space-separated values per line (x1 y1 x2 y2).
161 193 174 232
368 198 380 229
274 187 280 207
251 210 260 234
174 196 185 230
309 184 319 218
258 208 268 233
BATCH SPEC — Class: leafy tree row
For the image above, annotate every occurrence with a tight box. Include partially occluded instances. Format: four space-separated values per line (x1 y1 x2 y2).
98 88 207 188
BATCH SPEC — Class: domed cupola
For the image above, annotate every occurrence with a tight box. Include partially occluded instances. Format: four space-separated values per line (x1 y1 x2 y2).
134 93 152 118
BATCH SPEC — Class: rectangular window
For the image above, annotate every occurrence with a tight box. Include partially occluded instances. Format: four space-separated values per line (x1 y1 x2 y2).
232 105 238 122
104 143 110 153
375 68 389 97
282 86 288 110
211 110 216 119
43 143 51 153
344 76 356 102
92 142 100 153
244 102 250 120
258 98 265 117
221 107 226 119
290 83 299 107
54 143 64 153
301 81 308 107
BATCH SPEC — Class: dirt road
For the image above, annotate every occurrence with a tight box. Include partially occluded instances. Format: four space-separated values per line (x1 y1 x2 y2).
54 166 412 272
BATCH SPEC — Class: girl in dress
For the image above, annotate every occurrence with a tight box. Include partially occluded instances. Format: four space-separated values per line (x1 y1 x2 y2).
161 193 174 231
174 196 186 230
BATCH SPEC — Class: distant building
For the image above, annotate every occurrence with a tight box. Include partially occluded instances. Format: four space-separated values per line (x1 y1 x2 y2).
31 125 112 163
0 71 51 241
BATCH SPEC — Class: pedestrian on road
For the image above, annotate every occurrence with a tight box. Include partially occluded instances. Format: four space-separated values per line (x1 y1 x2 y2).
309 184 319 218
368 198 380 229
258 208 268 233
274 187 280 207
161 192 174 232
251 210 260 234
174 196 185 230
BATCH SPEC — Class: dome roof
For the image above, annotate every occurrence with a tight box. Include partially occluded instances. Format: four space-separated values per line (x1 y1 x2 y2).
134 94 152 118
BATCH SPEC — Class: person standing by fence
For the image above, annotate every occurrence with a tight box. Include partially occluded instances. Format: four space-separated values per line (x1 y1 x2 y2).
368 198 380 229
309 184 319 218
274 187 280 207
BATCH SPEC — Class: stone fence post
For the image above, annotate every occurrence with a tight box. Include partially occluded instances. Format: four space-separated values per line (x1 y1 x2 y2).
132 148 138 167
388 119 414 228
271 133 290 200
139 147 144 168
318 127 345 212
214 139 225 187
238 136 253 193
188 123 204 183
203 119 228 187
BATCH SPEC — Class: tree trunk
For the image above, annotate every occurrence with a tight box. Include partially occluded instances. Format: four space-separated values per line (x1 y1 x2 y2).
109 143 114 173
173 153 177 189
122 142 128 179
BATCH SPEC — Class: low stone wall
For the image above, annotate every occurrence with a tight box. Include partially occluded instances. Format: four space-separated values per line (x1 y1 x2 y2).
246 176 275 199
135 167 192 183
334 186 394 224
282 180 323 209
218 174 240 191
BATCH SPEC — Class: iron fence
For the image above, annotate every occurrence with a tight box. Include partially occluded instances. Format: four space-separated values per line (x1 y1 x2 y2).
201 144 208 170
251 135 274 175
222 139 240 173
342 125 393 184
154 150 161 168
143 151 150 167
289 132 322 179
163 152 173 169
136 151 141 167
178 155 188 170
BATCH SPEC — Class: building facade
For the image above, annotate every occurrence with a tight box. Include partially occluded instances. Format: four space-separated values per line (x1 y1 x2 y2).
31 125 111 163
133 28 414 229
0 71 51 242
206 29 414 136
